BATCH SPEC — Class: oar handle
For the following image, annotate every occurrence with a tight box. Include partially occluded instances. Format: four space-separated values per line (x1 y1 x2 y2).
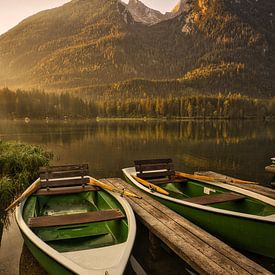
177 171 258 185
5 178 41 211
89 177 142 199
176 172 215 182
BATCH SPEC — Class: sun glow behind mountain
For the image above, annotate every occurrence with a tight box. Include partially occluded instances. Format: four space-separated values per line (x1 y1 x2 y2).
0 0 70 35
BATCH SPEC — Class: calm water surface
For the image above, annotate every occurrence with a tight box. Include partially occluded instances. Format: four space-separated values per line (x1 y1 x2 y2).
0 119 274 274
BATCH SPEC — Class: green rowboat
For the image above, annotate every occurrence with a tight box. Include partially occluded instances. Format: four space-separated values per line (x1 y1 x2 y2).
123 166 275 258
15 168 136 275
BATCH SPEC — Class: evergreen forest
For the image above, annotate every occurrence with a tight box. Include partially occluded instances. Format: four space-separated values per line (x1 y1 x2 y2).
0 88 273 120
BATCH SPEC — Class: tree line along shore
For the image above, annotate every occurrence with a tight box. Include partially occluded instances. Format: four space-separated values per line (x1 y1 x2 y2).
0 88 274 120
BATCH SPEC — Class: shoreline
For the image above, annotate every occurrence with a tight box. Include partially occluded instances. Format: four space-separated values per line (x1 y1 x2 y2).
0 116 274 123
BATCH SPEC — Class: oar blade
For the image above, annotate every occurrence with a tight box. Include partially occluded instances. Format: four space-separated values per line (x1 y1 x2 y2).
132 175 169 196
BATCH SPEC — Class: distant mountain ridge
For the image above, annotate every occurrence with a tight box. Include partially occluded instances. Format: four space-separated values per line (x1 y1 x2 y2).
0 0 274 97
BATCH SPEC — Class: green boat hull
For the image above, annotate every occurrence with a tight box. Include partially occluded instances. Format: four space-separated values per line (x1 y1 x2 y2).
123 168 275 259
157 196 275 258
21 230 73 275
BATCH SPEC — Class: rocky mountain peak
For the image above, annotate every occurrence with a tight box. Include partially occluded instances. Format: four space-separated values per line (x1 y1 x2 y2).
171 0 193 14
124 0 194 25
125 0 166 25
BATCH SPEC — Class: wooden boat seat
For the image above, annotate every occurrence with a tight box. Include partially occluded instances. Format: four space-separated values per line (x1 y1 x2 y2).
35 185 99 196
28 209 125 228
39 164 89 189
134 158 177 184
183 192 246 205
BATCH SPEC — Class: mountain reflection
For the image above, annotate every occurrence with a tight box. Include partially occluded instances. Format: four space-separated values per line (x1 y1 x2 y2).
0 119 274 183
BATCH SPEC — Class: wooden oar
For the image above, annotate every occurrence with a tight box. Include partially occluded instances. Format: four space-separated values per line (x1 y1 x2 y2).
89 177 142 199
194 171 258 185
5 178 41 211
229 178 257 185
176 172 215 182
177 171 258 185
131 175 169 196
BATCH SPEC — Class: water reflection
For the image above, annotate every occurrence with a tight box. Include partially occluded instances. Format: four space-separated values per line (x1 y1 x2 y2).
0 222 3 247
0 210 11 249
0 120 274 183
0 120 274 145
19 244 47 275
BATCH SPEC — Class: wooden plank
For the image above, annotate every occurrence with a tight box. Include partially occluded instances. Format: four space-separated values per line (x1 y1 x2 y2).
135 163 173 172
183 192 245 205
137 171 175 179
40 177 89 188
104 178 271 275
28 209 125 228
134 159 172 165
134 159 175 183
35 185 99 196
40 170 88 180
39 164 88 173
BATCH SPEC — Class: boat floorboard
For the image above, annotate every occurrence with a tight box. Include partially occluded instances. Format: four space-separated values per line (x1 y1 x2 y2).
103 178 271 275
28 209 125 228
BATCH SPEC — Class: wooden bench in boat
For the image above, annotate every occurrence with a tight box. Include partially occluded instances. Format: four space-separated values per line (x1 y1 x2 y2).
183 192 246 205
35 164 98 195
39 164 89 187
28 209 125 228
35 185 99 196
134 159 186 184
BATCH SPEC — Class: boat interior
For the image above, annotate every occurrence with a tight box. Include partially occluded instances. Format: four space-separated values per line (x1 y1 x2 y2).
22 164 128 253
162 181 275 216
134 159 275 217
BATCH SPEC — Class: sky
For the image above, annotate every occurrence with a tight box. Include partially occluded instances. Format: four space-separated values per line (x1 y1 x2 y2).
0 0 179 35
0 0 70 35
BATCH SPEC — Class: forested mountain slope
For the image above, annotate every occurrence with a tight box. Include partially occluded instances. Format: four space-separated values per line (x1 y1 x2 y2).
0 0 274 96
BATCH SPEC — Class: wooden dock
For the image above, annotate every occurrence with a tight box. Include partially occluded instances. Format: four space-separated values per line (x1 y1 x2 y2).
102 178 271 275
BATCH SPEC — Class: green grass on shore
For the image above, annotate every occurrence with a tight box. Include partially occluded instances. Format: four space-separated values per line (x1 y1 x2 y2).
0 141 52 216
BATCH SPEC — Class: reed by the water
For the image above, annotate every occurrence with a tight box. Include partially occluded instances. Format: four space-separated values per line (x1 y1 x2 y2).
0 141 52 218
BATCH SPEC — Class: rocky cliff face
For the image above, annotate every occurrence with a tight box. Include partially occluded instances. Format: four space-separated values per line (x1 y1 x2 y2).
124 0 194 25
124 0 167 25
170 0 193 15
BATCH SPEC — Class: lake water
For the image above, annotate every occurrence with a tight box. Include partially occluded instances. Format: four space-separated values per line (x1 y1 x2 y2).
0 119 275 274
